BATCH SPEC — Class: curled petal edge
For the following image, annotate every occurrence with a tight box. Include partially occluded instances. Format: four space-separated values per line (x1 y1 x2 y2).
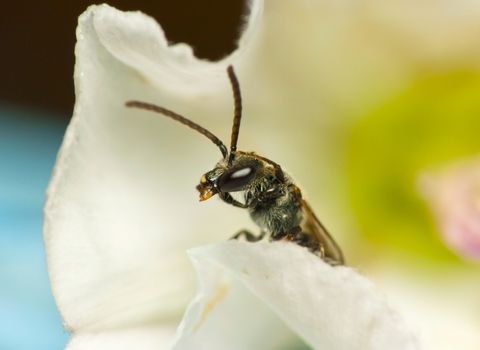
172 240 420 350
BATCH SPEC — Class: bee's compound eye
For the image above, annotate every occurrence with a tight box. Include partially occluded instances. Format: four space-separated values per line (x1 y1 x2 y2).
231 167 252 179
218 166 255 192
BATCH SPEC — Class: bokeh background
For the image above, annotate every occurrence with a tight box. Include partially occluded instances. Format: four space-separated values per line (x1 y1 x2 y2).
0 1 243 349
2 1 480 349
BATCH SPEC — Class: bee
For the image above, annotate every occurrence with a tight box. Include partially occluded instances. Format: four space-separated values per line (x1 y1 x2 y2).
126 66 344 265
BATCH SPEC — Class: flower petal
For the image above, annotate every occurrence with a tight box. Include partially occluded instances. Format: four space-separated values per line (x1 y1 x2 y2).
44 4 261 332
66 325 176 350
92 1 263 96
172 240 419 350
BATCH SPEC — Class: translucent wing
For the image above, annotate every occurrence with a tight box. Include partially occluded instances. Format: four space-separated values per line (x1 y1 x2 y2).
300 200 345 265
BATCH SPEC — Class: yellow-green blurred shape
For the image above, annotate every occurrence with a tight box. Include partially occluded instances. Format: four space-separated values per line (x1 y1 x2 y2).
346 70 480 262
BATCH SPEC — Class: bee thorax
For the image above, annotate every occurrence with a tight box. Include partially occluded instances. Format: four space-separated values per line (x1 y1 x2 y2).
247 182 302 236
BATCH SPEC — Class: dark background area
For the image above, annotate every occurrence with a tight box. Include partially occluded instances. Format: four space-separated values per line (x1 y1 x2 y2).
0 0 244 116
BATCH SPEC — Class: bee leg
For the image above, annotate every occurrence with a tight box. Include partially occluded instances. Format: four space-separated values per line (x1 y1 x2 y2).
270 230 288 241
294 233 344 265
219 192 249 209
231 229 266 242
293 232 315 248
274 227 326 256
287 227 318 250
294 233 327 258
273 228 341 265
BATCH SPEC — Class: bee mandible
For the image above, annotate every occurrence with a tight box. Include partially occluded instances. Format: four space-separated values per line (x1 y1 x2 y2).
126 66 344 265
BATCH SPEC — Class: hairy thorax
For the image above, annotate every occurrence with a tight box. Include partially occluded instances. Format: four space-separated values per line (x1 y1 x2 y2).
245 174 303 236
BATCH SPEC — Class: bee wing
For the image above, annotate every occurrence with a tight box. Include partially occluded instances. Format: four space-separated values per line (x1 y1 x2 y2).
300 200 345 264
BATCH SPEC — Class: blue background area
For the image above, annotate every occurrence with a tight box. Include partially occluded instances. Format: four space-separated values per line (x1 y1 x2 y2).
0 105 69 349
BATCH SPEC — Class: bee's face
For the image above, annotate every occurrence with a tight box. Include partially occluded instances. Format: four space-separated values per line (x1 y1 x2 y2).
196 154 260 201
197 171 219 201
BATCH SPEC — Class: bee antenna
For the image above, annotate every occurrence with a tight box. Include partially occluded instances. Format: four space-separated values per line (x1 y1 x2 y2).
227 65 242 164
126 100 228 158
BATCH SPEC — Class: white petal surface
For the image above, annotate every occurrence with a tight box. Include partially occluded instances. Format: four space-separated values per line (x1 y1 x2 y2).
93 1 262 97
67 325 176 350
173 240 419 350
44 4 261 332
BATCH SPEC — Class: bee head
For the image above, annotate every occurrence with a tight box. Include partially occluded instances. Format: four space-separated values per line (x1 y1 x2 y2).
125 65 247 202
197 154 260 201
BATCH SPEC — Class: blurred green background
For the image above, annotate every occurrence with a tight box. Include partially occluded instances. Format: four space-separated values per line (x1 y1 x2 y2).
347 70 480 262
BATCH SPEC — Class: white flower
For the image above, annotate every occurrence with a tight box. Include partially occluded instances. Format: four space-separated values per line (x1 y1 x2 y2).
48 0 480 348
